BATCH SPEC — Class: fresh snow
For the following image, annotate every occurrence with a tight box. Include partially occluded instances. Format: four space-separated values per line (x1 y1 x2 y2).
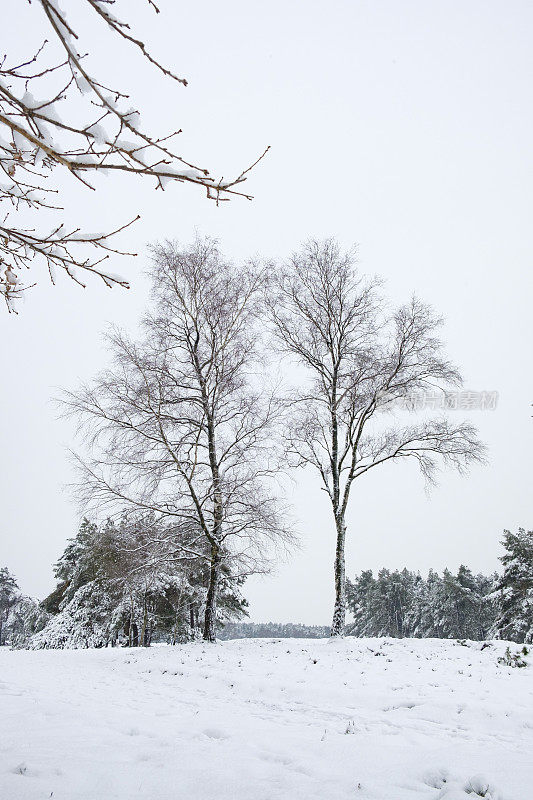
1 637 531 799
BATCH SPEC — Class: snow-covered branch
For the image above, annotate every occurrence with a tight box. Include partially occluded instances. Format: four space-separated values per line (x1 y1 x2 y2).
0 0 269 310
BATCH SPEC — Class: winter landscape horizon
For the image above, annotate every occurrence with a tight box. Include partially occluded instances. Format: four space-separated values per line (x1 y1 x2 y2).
1 1 532 798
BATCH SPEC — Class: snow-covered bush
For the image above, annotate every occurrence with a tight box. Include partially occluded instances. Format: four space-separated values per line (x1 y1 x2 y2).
7 596 49 648
496 645 529 669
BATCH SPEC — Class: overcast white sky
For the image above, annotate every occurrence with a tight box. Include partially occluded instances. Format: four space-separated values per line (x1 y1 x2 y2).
1 0 532 625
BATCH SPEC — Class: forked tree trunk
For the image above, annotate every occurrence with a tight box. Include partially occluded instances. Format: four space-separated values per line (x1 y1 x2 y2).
203 543 222 642
331 517 347 637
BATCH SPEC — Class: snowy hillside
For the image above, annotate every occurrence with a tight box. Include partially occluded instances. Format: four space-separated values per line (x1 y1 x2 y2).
1 638 532 800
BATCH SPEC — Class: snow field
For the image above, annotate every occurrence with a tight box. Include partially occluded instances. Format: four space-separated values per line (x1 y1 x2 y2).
1 637 532 799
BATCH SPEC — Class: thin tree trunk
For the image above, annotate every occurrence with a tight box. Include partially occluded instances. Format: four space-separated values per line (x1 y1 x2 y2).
189 601 196 635
144 622 152 647
195 359 223 643
127 593 136 647
140 599 148 647
139 600 148 647
331 517 346 637
203 543 222 642
329 361 345 638
172 590 182 644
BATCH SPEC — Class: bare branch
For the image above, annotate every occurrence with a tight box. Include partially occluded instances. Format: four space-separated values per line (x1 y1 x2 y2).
0 1 269 309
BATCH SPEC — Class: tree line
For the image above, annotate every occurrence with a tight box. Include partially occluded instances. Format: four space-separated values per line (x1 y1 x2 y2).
347 566 495 640
2 527 531 647
346 528 532 643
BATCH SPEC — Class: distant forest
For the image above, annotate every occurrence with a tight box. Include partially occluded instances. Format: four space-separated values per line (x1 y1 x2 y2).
218 622 329 640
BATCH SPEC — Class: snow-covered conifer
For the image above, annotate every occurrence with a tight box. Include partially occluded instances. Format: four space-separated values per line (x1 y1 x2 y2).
346 565 498 640
0 567 19 645
492 528 533 643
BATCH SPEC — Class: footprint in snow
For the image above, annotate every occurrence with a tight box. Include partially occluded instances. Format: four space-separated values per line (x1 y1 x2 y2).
423 769 504 800
259 752 292 766
259 752 311 776
202 728 230 740
461 774 504 799
10 762 39 777
383 700 420 711
422 768 449 789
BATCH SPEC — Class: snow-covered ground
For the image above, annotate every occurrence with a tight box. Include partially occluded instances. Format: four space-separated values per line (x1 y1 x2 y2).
1 638 531 800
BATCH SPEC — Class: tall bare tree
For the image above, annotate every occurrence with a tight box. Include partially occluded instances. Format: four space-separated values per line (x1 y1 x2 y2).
0 1 268 309
268 239 486 637
63 237 291 641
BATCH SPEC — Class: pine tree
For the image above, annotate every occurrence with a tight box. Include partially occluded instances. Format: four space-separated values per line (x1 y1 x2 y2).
346 570 377 636
452 565 482 639
42 518 100 613
419 568 442 637
404 572 429 637
474 572 498 640
493 528 533 643
0 567 19 646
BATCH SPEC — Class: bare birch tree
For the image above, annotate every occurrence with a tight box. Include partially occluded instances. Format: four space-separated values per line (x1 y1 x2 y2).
0 1 268 309
62 236 291 641
268 239 486 637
